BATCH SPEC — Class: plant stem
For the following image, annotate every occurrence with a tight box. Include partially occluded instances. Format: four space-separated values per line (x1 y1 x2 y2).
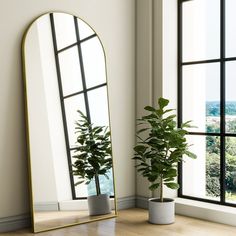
160 176 163 202
95 174 101 196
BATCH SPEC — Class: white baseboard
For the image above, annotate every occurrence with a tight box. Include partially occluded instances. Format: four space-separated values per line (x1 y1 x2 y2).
117 196 136 210
59 199 115 211
2 196 235 232
0 196 135 232
136 196 149 209
0 214 30 233
34 202 59 211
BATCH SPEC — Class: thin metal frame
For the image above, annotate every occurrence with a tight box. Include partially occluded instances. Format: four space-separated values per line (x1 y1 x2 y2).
50 13 114 200
22 11 117 233
178 0 236 207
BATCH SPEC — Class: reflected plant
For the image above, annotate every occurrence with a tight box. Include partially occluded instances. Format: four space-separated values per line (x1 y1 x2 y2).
72 110 112 196
87 170 114 196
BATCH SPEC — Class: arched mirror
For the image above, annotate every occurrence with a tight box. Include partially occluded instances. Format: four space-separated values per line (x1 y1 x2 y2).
22 12 117 233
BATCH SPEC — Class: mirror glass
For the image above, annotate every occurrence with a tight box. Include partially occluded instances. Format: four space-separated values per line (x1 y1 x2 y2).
22 12 116 233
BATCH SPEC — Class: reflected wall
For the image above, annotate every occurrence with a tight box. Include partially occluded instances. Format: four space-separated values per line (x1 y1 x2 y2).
22 12 116 233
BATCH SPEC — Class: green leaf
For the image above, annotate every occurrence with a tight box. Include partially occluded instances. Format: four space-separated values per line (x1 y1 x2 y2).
164 177 175 182
134 145 147 153
137 167 149 172
158 97 169 109
77 110 88 120
142 114 157 120
149 183 160 191
147 174 159 182
74 180 85 186
164 168 177 178
132 156 142 160
185 150 197 159
144 106 156 112
164 182 179 189
163 109 175 114
181 120 197 129
137 128 150 134
165 114 176 120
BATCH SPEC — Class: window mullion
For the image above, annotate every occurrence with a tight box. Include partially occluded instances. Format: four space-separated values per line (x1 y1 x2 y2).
220 0 226 204
177 0 183 197
74 16 91 124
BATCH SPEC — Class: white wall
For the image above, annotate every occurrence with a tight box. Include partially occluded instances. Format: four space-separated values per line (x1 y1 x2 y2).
136 0 155 198
0 0 135 219
25 14 73 204
136 0 178 199
37 14 72 202
24 19 59 204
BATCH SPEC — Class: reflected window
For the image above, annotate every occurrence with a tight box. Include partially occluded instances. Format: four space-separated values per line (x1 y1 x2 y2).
49 13 113 199
179 0 236 206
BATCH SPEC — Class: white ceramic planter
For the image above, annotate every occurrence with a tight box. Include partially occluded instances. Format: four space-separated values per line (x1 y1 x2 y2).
87 194 111 216
148 198 175 224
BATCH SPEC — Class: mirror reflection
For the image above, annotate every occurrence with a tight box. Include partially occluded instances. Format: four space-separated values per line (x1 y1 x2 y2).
22 12 116 233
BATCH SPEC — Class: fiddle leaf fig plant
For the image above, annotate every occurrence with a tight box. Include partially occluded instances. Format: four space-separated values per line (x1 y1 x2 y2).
72 110 112 196
133 97 197 202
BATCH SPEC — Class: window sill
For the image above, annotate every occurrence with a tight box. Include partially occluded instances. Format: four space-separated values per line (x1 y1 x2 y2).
175 197 236 226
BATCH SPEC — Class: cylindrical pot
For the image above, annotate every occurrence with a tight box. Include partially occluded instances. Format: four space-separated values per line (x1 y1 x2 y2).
87 194 111 216
148 198 175 224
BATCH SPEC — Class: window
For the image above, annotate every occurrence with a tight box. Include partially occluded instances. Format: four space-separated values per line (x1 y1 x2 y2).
178 0 236 206
49 13 114 199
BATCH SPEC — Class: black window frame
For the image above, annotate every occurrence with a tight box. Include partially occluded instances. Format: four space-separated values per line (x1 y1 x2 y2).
178 0 236 207
49 13 112 200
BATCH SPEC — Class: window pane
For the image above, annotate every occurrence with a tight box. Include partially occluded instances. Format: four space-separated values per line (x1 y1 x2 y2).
183 135 220 201
225 137 236 204
183 63 220 133
72 167 114 198
226 0 236 57
81 37 106 88
64 94 86 147
226 61 236 133
53 13 76 50
77 18 95 40
86 169 114 196
58 46 83 96
182 0 220 62
88 86 109 127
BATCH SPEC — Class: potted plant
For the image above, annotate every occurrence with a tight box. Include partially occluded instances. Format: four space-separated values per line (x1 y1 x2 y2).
72 110 113 216
133 97 196 224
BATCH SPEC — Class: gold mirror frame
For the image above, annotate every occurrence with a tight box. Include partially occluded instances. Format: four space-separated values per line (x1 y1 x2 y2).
21 12 117 233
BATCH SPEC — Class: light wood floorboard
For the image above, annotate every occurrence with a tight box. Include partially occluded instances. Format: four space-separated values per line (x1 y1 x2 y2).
2 208 236 236
34 210 116 232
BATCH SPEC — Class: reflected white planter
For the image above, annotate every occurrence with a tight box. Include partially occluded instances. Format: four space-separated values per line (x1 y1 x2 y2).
148 198 175 224
87 194 111 216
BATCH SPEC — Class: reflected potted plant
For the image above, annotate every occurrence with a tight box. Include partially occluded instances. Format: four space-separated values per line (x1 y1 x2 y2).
72 110 112 216
133 97 196 224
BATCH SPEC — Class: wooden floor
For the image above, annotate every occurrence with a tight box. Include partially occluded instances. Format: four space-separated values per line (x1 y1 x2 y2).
3 208 236 236
34 210 116 232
